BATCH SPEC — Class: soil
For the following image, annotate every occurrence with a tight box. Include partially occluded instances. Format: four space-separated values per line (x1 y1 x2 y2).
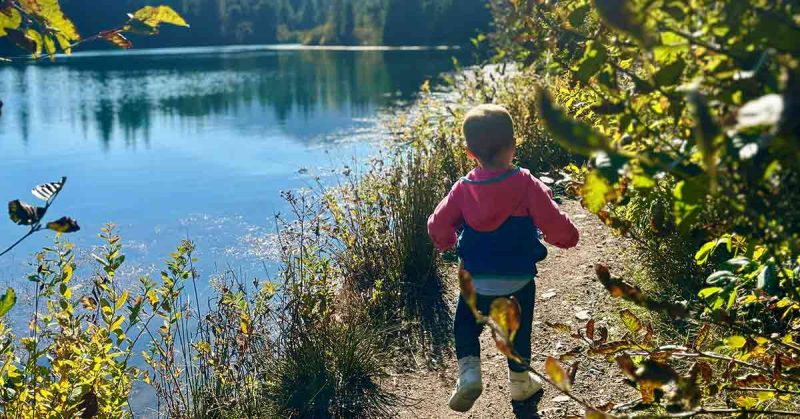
387 200 640 418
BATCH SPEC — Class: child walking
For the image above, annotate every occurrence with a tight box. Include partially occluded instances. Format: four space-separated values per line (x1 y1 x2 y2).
427 104 580 412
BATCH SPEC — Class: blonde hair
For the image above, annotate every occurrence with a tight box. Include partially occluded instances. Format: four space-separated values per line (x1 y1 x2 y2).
462 104 515 165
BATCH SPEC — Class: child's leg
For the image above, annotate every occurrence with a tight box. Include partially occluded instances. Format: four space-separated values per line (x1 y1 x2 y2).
453 293 483 359
508 280 536 372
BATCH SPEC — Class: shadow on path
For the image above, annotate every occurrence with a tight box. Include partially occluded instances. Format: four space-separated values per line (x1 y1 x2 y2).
511 389 544 419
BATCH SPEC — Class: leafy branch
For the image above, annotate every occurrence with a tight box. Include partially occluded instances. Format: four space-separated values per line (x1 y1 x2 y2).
0 177 79 258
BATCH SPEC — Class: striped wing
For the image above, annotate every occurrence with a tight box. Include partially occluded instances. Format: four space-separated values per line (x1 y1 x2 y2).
31 179 65 201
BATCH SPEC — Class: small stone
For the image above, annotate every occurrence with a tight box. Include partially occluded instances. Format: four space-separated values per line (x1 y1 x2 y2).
552 395 571 403
575 310 591 320
540 291 557 301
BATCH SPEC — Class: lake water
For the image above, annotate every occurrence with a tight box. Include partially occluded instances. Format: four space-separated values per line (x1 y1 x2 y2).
0 45 461 296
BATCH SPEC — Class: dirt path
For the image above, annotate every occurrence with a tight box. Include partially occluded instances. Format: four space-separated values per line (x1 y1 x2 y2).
388 200 638 418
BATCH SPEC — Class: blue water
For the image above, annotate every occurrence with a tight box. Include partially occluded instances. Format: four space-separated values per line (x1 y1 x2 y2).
0 45 460 296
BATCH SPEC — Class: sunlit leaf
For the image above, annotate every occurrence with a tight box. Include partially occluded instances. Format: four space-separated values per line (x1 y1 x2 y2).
0 287 16 317
545 356 571 391
46 216 80 233
692 323 711 350
581 171 613 213
490 297 521 342
0 6 21 37
8 199 45 225
31 178 65 201
620 309 642 333
725 335 746 349
131 6 189 29
99 30 132 49
19 0 80 42
458 265 479 318
545 321 573 334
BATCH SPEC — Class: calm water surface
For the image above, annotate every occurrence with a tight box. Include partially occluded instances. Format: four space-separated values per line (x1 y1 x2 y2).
0 45 460 293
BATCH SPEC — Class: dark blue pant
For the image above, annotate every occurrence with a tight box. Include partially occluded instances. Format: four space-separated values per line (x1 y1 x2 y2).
454 280 535 372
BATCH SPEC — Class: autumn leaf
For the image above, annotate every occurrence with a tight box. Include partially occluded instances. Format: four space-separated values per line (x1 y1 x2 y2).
620 309 643 333
490 297 521 342
545 356 571 391
8 199 45 225
99 30 132 49
46 216 80 233
131 6 189 29
0 6 21 36
458 264 479 318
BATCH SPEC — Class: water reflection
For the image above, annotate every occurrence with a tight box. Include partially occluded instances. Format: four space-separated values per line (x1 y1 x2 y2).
0 46 460 147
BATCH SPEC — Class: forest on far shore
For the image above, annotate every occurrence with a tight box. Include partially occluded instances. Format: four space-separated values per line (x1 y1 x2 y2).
0 0 491 53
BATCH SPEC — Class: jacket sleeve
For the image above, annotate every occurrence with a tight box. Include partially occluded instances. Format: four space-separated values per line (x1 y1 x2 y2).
427 182 464 251
527 175 580 249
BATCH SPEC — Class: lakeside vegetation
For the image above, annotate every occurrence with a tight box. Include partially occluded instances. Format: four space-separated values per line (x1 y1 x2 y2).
2 0 800 418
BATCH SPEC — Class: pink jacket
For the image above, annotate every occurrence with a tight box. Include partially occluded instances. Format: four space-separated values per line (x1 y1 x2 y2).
427 167 579 251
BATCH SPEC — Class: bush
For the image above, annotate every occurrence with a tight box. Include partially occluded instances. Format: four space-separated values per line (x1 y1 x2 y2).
487 0 800 416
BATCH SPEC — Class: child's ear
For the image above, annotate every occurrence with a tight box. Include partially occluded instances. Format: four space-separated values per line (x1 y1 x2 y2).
466 148 478 161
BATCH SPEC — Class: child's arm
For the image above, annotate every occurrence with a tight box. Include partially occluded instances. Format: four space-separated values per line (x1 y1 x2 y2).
427 184 464 251
527 176 580 248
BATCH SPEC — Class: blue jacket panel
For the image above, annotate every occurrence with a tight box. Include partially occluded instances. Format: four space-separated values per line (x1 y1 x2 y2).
457 216 547 278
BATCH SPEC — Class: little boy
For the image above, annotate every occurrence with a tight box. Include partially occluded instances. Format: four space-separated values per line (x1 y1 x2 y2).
427 104 579 412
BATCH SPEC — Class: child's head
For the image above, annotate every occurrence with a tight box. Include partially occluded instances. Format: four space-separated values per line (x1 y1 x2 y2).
462 104 515 169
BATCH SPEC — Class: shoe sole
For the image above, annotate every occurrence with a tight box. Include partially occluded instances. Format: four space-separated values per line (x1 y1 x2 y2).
448 384 483 412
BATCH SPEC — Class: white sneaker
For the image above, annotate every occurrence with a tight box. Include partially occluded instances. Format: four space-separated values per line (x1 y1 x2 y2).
448 356 483 412
508 370 543 401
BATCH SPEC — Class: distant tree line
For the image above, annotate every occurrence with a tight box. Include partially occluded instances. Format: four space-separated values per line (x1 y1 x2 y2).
2 0 491 50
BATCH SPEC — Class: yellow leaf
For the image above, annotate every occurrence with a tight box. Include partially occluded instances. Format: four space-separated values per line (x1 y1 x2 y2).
132 6 189 28
545 356 571 391
458 264 479 317
490 297 521 342
726 335 746 349
109 316 124 332
620 309 643 333
0 8 21 37
19 0 79 42
116 290 129 311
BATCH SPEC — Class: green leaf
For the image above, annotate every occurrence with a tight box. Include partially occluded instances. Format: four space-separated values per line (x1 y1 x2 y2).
8 200 45 225
573 41 608 84
687 92 721 188
0 288 16 317
695 240 717 265
698 287 722 299
756 264 779 295
592 0 648 45
131 6 189 29
653 58 686 87
568 4 591 27
536 88 613 156
706 270 736 285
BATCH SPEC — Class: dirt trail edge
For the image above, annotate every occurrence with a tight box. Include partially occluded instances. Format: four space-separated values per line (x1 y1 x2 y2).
388 200 639 418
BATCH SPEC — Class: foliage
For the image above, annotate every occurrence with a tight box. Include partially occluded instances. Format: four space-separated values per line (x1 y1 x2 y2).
488 0 800 416
0 227 151 417
0 1 187 60
2 177 79 259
